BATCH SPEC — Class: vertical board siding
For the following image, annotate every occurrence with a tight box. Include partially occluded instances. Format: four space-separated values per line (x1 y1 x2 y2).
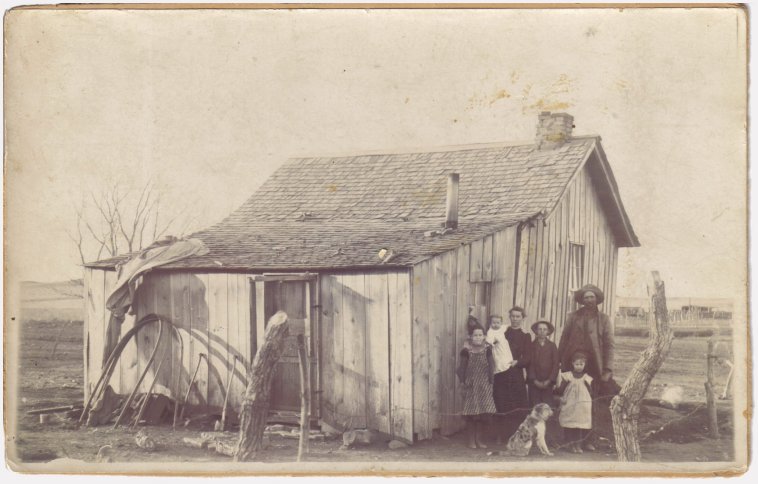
171 273 192 404
318 275 337 428
481 235 494 282
233 274 251 409
365 273 391 434
341 274 367 429
84 269 98 397
438 251 458 435
331 275 346 427
427 258 443 431
133 275 155 395
317 272 400 435
83 269 90 402
152 273 174 397
309 280 321 418
521 160 620 341
102 271 120 392
87 270 255 413
188 274 209 406
469 238 484 282
411 261 431 440
412 229 519 439
452 244 471 435
515 225 530 307
427 251 459 434
207 274 229 408
389 272 413 441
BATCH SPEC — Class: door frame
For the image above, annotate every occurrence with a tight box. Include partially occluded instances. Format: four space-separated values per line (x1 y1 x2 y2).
249 273 319 418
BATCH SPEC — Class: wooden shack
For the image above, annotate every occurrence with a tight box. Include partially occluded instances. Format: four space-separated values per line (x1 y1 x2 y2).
84 111 639 441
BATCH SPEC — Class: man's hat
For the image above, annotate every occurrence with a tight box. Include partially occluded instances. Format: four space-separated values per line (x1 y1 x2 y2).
574 284 605 305
531 320 555 335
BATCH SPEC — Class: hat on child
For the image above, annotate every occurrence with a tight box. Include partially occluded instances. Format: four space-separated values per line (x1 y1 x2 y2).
531 320 555 335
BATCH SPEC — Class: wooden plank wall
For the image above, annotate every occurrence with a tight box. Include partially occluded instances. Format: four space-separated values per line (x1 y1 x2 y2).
389 272 413 441
517 161 620 340
86 271 254 412
84 269 102 399
318 271 412 441
365 273 390 433
410 226 518 439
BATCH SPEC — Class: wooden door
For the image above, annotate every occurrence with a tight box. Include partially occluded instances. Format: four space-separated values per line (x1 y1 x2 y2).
252 275 315 414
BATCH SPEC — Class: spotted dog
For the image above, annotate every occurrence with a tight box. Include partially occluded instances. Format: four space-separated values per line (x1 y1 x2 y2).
498 403 555 457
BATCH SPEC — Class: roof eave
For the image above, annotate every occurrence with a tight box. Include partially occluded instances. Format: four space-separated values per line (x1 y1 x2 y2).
592 142 641 248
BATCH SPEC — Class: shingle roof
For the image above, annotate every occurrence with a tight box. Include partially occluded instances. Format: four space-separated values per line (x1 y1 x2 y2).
88 135 638 271
85 217 532 270
226 137 596 223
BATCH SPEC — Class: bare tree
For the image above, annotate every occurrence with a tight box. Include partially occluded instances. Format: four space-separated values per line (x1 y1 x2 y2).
69 181 192 266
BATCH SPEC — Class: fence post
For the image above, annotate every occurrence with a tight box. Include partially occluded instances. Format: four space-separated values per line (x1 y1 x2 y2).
705 339 720 438
610 271 674 462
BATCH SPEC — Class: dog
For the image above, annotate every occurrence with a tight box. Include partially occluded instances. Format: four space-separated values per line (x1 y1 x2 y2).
496 403 554 457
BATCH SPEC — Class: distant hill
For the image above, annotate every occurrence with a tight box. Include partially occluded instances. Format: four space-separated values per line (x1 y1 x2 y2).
20 279 84 322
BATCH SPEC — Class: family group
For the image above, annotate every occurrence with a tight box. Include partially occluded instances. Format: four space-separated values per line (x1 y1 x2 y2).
456 284 617 454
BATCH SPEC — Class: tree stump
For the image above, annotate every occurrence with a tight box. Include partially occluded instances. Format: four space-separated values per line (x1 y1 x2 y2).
235 311 289 462
610 271 674 461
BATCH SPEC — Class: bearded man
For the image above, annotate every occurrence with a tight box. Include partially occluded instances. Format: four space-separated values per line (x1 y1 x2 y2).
558 284 615 382
558 284 616 450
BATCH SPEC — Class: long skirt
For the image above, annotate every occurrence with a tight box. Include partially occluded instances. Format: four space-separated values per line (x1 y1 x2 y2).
493 367 529 418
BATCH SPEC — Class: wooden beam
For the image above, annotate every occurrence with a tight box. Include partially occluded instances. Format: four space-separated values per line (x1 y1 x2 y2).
252 273 318 282
297 334 311 461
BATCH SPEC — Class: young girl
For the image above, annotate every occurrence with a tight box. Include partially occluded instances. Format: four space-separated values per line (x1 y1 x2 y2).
558 351 593 453
456 324 497 449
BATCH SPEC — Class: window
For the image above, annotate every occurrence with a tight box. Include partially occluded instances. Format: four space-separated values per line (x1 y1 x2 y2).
568 243 585 308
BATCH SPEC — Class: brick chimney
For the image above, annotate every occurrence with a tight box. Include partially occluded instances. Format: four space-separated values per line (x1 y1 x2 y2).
535 112 574 150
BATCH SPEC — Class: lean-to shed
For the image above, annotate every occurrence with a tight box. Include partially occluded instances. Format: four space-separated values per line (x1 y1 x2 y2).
84 112 638 441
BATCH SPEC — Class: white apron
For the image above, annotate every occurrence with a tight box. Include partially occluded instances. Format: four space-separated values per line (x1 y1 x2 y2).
558 371 593 429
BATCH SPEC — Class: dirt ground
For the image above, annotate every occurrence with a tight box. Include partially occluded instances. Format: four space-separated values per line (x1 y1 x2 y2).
8 320 736 465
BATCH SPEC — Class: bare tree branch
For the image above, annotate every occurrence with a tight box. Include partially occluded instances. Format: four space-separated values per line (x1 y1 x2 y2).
71 180 190 266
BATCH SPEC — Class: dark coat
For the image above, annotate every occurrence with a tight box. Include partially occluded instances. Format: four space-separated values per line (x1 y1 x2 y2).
505 326 532 369
456 345 495 385
527 338 560 385
558 307 615 379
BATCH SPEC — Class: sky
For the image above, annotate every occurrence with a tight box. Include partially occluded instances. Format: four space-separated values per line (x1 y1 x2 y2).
4 6 748 302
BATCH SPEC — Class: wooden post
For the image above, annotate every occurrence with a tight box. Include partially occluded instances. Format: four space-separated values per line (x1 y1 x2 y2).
705 339 720 438
297 334 311 461
235 311 289 462
610 271 674 462
220 356 238 432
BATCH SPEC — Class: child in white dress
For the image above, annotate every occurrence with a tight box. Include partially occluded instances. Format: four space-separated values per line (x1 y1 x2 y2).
557 351 593 453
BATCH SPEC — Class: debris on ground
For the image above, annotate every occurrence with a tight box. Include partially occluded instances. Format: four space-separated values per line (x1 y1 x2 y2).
388 440 409 450
183 413 222 429
132 394 175 426
135 430 156 451
341 429 380 449
182 431 259 457
87 386 123 426
96 445 113 463
265 425 327 442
